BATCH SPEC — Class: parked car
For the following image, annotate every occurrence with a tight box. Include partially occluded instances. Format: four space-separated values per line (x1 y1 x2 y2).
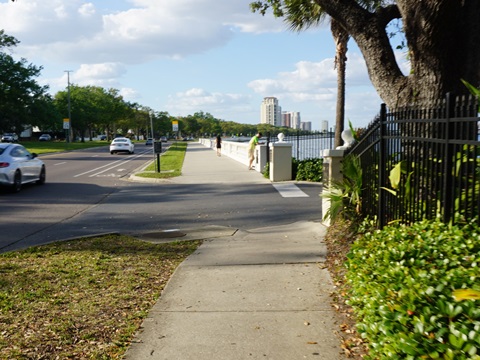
99 135 107 140
160 136 167 142
38 134 52 141
110 137 134 154
0 143 46 193
1 133 18 143
145 138 153 146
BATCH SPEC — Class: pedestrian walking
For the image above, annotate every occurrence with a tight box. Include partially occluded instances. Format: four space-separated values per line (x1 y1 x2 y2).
215 135 222 156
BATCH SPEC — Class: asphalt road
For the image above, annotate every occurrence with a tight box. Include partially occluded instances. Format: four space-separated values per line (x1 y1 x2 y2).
0 143 323 253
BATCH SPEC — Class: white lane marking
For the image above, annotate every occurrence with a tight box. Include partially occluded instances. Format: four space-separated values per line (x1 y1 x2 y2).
74 151 148 178
272 183 309 198
54 162 67 166
74 158 126 177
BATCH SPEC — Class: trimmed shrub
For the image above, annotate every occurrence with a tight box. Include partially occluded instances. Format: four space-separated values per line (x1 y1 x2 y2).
294 158 323 182
346 219 480 359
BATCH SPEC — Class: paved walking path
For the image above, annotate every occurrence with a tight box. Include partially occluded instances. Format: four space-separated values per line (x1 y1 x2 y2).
124 142 345 360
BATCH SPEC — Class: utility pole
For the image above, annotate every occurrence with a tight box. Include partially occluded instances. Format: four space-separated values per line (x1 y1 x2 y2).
65 70 72 142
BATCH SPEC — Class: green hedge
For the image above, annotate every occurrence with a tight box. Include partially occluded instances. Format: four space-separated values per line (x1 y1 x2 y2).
293 158 323 182
346 220 480 359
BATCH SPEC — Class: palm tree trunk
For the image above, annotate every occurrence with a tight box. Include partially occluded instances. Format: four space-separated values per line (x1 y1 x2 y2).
331 20 349 148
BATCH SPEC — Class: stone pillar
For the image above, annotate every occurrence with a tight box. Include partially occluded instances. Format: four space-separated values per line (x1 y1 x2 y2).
321 128 354 226
269 133 292 181
322 149 345 226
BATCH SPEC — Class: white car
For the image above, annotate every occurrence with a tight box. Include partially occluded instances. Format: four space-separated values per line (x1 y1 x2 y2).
110 137 134 154
1 133 18 143
0 143 46 192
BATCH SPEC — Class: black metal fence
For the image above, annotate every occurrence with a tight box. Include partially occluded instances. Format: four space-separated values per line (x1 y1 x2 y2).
346 93 480 228
267 130 335 160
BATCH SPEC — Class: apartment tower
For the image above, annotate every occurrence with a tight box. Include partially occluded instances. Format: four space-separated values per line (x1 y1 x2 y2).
260 97 282 126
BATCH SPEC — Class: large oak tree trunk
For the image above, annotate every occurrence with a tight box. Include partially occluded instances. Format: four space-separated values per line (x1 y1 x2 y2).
315 0 480 110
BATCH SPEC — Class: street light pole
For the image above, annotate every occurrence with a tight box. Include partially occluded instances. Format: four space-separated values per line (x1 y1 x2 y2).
65 70 72 143
150 111 155 168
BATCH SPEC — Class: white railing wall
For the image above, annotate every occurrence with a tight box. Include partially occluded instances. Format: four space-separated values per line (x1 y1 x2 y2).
199 138 256 168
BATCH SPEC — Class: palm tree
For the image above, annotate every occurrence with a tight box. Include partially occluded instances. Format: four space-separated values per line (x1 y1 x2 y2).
251 0 383 148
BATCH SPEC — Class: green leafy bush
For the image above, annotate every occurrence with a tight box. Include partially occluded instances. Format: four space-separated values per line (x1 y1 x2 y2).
346 219 480 359
294 158 323 182
263 158 323 181
321 154 363 223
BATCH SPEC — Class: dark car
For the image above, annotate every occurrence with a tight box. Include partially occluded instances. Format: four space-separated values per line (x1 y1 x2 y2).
99 135 107 140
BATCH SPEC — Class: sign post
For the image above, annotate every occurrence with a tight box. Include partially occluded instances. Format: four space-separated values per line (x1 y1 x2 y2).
63 118 70 146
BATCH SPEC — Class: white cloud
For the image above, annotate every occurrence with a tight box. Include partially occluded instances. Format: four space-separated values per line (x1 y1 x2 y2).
78 3 96 17
248 58 338 101
165 88 252 118
0 0 274 65
120 87 141 101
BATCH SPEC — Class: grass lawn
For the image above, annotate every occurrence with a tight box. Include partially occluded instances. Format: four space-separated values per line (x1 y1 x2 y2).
21 140 110 155
0 235 201 359
135 141 187 179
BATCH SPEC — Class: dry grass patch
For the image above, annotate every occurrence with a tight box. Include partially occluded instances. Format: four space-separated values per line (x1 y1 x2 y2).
0 235 200 359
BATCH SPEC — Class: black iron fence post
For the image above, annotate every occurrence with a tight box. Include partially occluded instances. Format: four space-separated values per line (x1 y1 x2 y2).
266 132 270 164
378 103 387 229
442 92 454 223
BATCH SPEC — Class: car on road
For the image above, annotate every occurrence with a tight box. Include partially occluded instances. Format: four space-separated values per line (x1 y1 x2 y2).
38 134 52 141
160 136 167 142
145 138 153 146
1 133 18 143
0 143 46 193
110 137 134 154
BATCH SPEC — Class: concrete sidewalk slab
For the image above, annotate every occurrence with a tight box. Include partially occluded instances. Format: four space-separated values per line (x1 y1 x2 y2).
171 142 271 185
124 221 345 360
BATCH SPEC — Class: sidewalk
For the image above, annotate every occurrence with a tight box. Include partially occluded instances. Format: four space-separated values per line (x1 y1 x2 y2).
124 142 345 359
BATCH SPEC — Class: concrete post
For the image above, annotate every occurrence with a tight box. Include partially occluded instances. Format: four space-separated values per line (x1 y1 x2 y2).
322 149 345 226
255 144 268 174
269 134 292 181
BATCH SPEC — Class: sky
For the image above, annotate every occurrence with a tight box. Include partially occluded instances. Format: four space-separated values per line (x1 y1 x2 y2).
0 0 407 130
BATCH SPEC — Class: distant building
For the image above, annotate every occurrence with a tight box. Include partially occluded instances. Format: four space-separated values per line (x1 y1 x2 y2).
300 121 312 131
261 97 282 126
282 111 291 128
321 120 329 132
291 112 301 129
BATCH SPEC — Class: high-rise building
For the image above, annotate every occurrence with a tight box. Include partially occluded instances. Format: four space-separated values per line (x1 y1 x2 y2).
321 120 329 132
291 112 301 129
261 97 282 126
300 121 312 131
282 111 292 128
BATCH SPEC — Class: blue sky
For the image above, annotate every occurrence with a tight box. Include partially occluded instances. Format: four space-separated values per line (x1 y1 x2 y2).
0 0 404 130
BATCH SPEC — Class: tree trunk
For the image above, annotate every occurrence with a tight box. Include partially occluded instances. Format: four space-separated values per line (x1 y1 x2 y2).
331 19 349 148
315 0 480 110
